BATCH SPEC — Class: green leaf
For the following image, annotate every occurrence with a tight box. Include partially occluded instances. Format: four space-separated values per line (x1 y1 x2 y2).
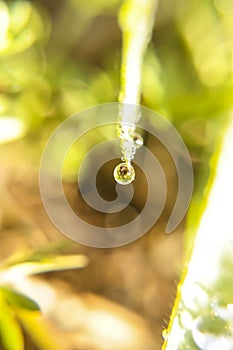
0 288 40 311
0 292 24 350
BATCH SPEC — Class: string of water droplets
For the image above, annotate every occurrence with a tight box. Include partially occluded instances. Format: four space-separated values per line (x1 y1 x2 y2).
114 105 143 185
113 0 158 185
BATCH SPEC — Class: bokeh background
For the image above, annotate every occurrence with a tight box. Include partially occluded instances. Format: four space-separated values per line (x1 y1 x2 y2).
0 0 232 349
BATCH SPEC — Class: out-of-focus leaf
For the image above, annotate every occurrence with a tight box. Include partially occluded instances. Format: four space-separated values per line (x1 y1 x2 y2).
0 1 49 56
1 254 88 280
1 240 72 269
0 287 40 311
0 291 24 350
37 254 89 272
176 0 232 87
16 309 68 350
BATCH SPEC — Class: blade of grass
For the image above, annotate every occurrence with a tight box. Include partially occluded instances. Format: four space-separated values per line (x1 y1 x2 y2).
118 0 159 105
162 113 233 349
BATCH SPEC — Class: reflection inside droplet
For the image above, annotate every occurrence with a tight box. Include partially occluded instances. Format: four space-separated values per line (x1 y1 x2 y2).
131 132 143 148
114 162 135 185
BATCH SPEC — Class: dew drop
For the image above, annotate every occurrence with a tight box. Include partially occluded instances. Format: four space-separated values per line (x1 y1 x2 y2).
131 133 143 148
114 162 135 185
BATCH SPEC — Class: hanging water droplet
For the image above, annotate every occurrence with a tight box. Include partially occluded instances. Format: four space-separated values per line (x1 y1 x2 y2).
114 162 135 185
131 133 143 148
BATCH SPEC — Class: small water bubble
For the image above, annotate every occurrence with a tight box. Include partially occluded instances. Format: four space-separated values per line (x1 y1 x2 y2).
131 132 143 148
162 328 169 340
114 162 135 185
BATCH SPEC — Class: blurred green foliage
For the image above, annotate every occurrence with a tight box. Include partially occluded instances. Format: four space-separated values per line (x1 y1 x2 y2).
0 0 231 135
0 243 88 349
0 0 232 175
